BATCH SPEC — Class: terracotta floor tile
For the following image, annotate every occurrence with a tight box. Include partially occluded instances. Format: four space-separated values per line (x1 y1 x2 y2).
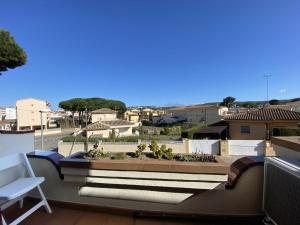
44 207 84 225
104 214 134 225
19 208 54 225
134 218 164 225
75 211 109 225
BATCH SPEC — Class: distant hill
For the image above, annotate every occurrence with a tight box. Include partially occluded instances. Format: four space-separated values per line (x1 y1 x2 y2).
129 98 300 109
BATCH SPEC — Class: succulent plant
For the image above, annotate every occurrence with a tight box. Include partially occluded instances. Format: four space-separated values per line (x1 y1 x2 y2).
135 143 147 158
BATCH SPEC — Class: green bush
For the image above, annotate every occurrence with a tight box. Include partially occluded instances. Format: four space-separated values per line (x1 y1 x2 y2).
181 124 206 139
148 141 173 160
111 152 126 160
86 148 111 159
273 128 300 136
175 153 216 162
135 143 147 158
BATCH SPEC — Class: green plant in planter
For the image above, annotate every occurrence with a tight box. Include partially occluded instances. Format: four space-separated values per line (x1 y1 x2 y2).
135 143 147 158
111 152 126 160
176 154 190 162
87 147 111 159
164 147 173 160
148 140 160 159
148 141 174 160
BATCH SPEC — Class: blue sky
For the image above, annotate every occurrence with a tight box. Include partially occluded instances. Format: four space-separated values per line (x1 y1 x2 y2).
1 0 299 108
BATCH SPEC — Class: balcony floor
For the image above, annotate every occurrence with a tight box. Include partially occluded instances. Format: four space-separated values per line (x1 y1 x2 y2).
2 199 263 225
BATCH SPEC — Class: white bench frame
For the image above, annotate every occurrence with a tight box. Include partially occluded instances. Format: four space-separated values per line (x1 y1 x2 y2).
0 153 52 225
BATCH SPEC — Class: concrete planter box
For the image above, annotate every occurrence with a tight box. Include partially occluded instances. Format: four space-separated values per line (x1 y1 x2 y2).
58 152 229 204
60 152 229 174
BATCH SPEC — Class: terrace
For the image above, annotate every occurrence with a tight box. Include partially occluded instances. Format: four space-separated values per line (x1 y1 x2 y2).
0 131 299 225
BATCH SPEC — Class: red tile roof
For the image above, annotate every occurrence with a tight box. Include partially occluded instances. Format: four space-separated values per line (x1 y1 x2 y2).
224 108 300 121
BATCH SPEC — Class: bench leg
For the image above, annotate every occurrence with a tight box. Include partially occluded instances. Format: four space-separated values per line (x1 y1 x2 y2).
37 186 52 214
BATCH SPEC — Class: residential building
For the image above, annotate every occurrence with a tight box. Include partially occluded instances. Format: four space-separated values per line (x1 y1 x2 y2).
167 104 228 125
86 119 135 138
0 108 5 120
16 98 51 130
266 100 300 112
140 108 153 120
0 119 16 130
124 110 140 123
87 108 136 138
225 108 300 140
152 114 185 125
91 108 117 123
0 107 17 121
5 107 16 120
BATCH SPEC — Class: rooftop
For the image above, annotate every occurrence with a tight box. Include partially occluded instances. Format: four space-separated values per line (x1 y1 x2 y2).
91 108 117 114
167 104 223 111
224 108 300 121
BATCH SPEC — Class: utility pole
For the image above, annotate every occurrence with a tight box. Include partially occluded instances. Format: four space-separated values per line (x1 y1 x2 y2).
84 106 88 152
264 75 272 103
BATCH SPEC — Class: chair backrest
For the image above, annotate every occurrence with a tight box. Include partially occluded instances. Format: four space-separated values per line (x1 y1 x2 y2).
0 153 25 172
0 153 35 177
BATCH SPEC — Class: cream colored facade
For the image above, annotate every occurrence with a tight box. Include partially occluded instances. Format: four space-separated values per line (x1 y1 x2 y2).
167 105 228 125
228 121 299 140
124 110 140 123
87 126 133 138
92 113 116 123
16 98 50 130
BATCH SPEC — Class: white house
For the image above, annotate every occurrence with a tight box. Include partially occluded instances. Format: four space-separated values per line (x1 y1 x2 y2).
91 108 117 123
86 108 136 138
166 104 228 125
86 119 135 138
5 107 16 120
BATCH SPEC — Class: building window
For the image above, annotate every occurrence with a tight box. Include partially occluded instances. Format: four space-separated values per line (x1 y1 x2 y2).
241 126 250 134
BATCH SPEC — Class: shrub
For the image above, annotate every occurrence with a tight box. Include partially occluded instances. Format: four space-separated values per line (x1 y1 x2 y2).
148 141 173 160
135 143 147 158
273 128 300 136
111 152 126 160
181 124 206 139
175 153 216 162
164 147 173 160
86 148 111 159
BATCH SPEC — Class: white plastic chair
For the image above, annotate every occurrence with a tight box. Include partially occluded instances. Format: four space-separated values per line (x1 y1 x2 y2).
0 153 52 225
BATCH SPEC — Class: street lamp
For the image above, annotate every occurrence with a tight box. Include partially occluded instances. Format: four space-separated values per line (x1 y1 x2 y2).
39 109 51 150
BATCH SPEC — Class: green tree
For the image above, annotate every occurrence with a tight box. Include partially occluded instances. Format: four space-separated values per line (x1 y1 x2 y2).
290 98 300 102
59 97 127 125
241 102 258 108
220 96 236 107
0 29 27 74
269 99 280 105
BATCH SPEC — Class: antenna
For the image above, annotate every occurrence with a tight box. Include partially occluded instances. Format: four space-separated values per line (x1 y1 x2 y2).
264 75 272 103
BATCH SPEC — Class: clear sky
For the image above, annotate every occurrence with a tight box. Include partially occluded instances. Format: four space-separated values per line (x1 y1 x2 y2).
0 0 299 108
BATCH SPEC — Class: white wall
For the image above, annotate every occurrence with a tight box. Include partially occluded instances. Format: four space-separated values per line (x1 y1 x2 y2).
188 140 220 154
5 107 16 120
0 132 34 157
228 140 265 156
